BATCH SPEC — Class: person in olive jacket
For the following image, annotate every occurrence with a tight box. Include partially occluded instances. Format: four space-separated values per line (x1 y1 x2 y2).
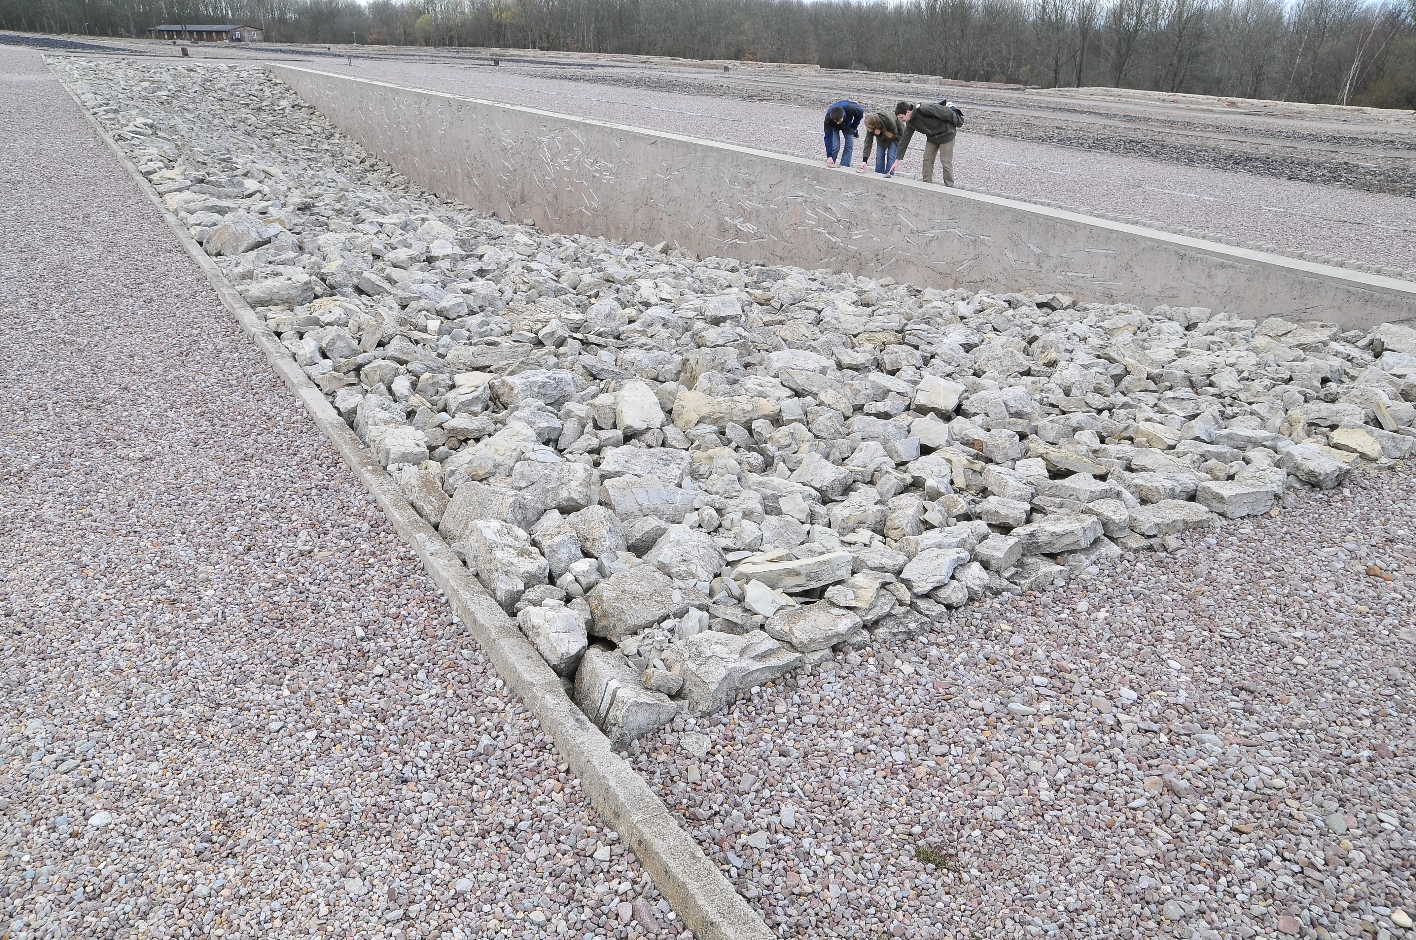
823 99 864 167
892 99 963 186
857 110 904 176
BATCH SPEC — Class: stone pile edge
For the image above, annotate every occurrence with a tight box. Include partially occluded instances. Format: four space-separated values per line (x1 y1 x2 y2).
49 56 774 940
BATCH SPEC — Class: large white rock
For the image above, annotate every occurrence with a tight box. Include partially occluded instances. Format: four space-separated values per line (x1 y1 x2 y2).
1279 443 1353 488
573 647 677 747
764 601 864 652
644 525 725 583
490 369 575 408
615 380 666 433
900 547 971 594
1010 513 1103 554
601 475 696 523
598 446 690 484
517 600 588 676
371 426 429 468
586 566 706 641
731 550 854 592
913 374 967 416
1194 480 1276 518
463 520 548 612
1128 500 1217 537
663 630 802 715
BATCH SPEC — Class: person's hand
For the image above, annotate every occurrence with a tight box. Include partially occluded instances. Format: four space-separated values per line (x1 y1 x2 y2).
889 160 899 175
857 164 868 172
827 157 836 167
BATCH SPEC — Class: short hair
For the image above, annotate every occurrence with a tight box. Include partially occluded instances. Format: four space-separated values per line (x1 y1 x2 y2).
828 106 845 124
895 100 912 115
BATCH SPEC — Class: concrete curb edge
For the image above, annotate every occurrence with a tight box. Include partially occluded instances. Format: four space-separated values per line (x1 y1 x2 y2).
47 55 773 940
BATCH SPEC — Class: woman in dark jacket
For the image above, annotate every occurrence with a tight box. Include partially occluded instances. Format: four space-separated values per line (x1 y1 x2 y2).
857 111 904 176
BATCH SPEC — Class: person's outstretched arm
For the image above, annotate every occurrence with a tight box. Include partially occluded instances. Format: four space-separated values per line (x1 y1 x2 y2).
892 123 914 175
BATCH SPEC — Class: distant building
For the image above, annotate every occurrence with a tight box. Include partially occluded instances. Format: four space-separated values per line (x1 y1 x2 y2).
147 25 263 42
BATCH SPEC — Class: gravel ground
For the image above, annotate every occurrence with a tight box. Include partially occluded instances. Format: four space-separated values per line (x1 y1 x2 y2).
339 61 1416 274
640 464 1415 939
0 46 680 940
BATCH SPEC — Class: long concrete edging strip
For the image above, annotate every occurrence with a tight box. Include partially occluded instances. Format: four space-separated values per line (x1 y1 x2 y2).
269 63 1416 331
50 58 773 940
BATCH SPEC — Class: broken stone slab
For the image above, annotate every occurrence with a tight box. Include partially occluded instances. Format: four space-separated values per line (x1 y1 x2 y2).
490 369 576 409
510 459 595 514
663 630 802 716
204 212 279 256
463 520 549 612
598 446 691 484
239 273 314 309
371 426 429 468
900 547 971 594
1234 465 1287 496
897 523 988 558
763 601 864 652
912 374 967 416
517 599 588 676
670 390 779 430
1114 470 1199 503
573 646 678 748
601 475 696 523
731 550 854 592
827 487 888 536
1278 443 1353 489
1194 480 1277 518
390 464 450 526
977 495 1030 527
645 524 725 583
353 394 407 446
789 453 855 502
615 379 666 434
1086 498 1132 538
822 574 897 625
870 609 932 643
1327 427 1382 461
530 510 584 580
566 505 628 558
441 480 543 540
586 565 706 641
742 578 793 617
1011 513 1103 555
1133 421 1184 449
760 514 808 551
443 422 539 483
1028 442 1110 477
974 534 1022 572
850 544 909 575
622 516 672 555
1128 499 1218 537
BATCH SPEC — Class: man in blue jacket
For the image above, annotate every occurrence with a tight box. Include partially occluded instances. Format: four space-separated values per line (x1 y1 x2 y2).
823 99 864 168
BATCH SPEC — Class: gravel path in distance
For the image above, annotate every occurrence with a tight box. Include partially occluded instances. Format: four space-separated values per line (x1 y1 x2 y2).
342 61 1416 275
0 46 677 940
639 465 1415 939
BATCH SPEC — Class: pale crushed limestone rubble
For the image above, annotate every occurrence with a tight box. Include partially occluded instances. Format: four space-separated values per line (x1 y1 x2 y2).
54 58 1416 757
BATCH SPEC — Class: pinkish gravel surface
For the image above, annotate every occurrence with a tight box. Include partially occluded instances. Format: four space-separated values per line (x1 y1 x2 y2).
640 466 1415 939
0 46 678 940
342 61 1416 275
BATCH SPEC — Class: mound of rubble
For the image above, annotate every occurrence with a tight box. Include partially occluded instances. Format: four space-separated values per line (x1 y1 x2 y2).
58 58 1416 746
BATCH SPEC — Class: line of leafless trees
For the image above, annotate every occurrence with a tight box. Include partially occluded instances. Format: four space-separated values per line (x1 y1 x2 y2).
5 0 1414 106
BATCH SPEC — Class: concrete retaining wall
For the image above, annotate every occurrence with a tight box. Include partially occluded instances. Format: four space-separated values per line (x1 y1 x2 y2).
271 64 1416 330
